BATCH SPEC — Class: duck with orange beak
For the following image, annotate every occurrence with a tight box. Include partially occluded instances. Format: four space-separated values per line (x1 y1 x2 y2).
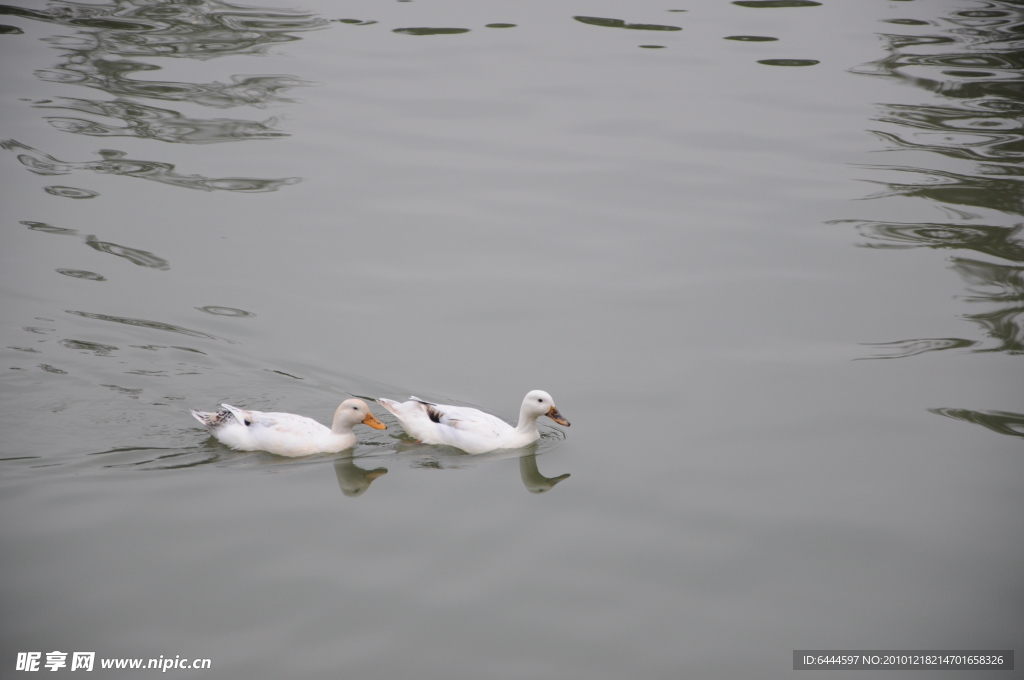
376 390 569 454
190 398 386 457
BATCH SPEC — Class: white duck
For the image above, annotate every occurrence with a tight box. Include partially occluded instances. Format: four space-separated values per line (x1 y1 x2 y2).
376 390 569 454
190 398 386 457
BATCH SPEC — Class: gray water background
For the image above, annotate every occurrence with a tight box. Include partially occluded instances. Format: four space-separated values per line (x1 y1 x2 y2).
1 0 1022 677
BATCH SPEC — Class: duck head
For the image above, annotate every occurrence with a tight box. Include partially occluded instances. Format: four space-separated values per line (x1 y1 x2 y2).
522 390 570 427
333 398 387 432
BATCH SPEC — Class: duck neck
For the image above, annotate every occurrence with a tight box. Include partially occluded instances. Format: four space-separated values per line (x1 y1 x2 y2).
514 405 540 438
330 409 354 436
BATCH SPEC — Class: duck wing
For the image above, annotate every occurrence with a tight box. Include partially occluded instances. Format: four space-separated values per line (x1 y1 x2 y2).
411 398 511 439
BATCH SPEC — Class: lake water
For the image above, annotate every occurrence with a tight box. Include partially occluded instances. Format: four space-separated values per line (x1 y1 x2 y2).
1 0 1022 677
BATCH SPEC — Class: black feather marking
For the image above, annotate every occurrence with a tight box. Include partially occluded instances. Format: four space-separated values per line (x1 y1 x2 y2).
426 404 444 424
211 409 250 427
197 409 235 428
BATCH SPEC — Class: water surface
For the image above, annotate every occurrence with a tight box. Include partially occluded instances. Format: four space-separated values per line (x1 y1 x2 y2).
2 1 1021 677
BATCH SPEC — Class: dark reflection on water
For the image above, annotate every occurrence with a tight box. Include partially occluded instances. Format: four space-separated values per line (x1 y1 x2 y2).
953 257 1024 353
573 16 681 32
845 220 1024 262
845 1 1024 435
930 407 1024 439
38 97 286 144
44 185 98 198
847 1 1024 363
0 0 319 182
0 0 325 57
1 0 319 106
884 19 931 27
56 268 106 281
39 62 308 109
3 140 299 191
59 339 118 356
393 27 469 36
859 337 976 360
85 235 170 269
733 0 821 7
758 59 818 67
21 220 78 235
860 165 1023 214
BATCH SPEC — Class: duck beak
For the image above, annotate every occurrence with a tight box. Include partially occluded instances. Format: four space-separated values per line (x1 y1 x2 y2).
363 413 387 430
546 406 570 427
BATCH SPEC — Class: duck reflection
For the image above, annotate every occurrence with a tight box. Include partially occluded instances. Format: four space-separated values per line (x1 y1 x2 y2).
381 436 571 494
518 452 570 493
334 454 388 498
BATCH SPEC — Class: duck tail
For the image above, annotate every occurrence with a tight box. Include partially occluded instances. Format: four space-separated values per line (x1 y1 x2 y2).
191 404 248 429
190 408 221 429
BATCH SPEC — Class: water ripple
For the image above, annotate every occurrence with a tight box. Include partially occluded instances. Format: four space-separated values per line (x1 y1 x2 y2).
842 220 1024 263
3 140 300 192
66 310 226 341
860 337 976 360
196 306 256 317
35 63 308 109
859 165 1024 214
869 113 1024 164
